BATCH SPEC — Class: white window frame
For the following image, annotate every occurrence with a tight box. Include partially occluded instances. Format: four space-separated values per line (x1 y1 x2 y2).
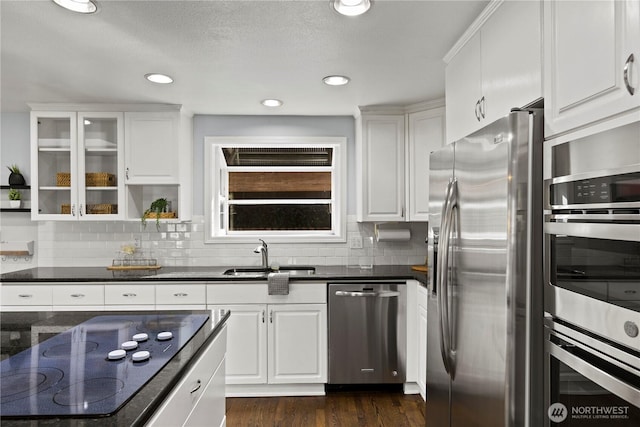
204 136 347 243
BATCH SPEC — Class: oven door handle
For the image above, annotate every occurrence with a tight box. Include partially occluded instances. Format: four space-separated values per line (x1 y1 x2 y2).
548 341 640 406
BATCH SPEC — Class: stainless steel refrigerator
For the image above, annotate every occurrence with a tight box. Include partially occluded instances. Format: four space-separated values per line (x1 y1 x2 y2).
426 109 544 427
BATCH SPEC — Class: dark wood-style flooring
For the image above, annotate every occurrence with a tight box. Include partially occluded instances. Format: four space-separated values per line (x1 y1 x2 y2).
226 389 426 427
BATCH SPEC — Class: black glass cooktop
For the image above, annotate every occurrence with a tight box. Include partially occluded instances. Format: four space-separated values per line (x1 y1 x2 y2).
0 313 209 418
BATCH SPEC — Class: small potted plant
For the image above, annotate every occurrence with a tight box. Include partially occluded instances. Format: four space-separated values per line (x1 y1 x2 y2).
141 198 169 231
8 188 21 208
7 164 26 186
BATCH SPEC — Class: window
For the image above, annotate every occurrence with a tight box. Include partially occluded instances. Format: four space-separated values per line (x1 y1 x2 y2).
204 136 347 242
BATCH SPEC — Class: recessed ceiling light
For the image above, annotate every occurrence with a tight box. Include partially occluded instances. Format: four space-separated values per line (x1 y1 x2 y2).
145 73 174 84
323 75 351 86
261 99 283 107
332 0 371 16
52 0 97 14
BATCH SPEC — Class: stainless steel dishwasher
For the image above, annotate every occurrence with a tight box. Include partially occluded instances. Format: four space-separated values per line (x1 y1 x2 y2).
328 281 406 384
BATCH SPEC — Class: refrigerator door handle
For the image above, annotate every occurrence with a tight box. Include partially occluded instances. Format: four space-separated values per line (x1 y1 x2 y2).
437 180 452 374
438 179 458 376
442 179 458 377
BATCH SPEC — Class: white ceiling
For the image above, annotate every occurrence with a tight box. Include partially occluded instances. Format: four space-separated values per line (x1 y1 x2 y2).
1 0 488 116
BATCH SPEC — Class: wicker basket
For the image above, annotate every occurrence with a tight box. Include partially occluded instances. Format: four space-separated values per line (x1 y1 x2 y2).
56 172 71 187
86 173 116 187
143 212 177 219
56 172 116 187
61 204 117 215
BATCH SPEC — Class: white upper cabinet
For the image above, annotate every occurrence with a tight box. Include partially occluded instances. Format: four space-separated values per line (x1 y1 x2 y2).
445 32 483 143
357 103 445 222
124 111 180 184
30 109 124 221
445 0 542 143
407 107 445 222
544 0 640 137
357 114 406 222
30 104 192 222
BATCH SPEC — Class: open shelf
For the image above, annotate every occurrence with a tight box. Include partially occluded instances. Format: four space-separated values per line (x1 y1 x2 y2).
1 185 31 212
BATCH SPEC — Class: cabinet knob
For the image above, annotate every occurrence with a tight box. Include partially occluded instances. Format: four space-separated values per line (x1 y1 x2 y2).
173 292 188 297
126 167 130 180
624 53 635 96
18 294 33 298
122 293 138 298
70 293 85 298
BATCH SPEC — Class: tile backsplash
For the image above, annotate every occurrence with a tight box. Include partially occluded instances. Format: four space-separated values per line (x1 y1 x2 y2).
2 216 428 271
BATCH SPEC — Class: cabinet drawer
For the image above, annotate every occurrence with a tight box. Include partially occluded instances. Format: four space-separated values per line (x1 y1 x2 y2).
52 285 104 305
146 326 227 426
207 282 326 305
156 284 206 305
105 284 155 305
1 285 52 306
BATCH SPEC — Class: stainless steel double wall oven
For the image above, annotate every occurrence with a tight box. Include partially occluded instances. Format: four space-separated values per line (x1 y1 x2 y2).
544 122 640 426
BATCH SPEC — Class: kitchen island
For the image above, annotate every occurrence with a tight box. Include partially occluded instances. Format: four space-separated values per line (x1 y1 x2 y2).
0 309 229 426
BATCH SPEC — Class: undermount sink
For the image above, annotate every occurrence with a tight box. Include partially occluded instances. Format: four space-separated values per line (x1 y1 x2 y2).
222 266 316 277
222 267 269 277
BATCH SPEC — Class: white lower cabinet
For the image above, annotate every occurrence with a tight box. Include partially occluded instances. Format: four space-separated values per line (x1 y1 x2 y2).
104 283 155 310
155 283 206 310
52 284 105 311
207 282 327 396
146 325 227 427
0 284 52 311
417 284 428 400
268 304 327 384
216 304 267 384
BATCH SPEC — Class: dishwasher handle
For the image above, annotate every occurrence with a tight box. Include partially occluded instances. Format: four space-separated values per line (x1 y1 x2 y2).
334 290 400 298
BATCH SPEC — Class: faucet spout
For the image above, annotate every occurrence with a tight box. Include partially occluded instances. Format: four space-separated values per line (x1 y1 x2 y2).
253 239 269 269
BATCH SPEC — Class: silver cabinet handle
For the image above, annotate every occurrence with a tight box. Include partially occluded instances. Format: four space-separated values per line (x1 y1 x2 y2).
70 294 85 298
335 290 378 297
126 167 130 180
479 95 486 119
474 100 481 121
173 292 188 297
190 379 202 394
624 53 635 95
79 204 83 216
262 310 265 323
71 204 76 217
18 294 33 298
270 310 273 323
335 290 401 298
122 293 137 298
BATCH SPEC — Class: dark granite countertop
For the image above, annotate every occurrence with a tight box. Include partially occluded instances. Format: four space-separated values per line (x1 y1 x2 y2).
0 309 229 426
0 265 428 285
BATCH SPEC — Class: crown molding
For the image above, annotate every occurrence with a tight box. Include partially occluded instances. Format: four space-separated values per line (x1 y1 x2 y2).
443 0 504 65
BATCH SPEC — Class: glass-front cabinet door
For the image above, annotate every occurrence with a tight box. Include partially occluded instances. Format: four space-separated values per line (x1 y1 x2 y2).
77 112 124 220
31 111 124 220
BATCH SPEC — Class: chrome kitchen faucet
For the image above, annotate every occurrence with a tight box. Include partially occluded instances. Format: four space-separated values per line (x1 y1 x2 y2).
254 239 269 269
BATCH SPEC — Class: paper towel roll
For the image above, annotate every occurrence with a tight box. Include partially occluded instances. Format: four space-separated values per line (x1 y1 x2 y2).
375 228 411 242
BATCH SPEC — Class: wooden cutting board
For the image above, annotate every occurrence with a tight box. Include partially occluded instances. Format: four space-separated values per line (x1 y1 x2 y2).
107 265 162 271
